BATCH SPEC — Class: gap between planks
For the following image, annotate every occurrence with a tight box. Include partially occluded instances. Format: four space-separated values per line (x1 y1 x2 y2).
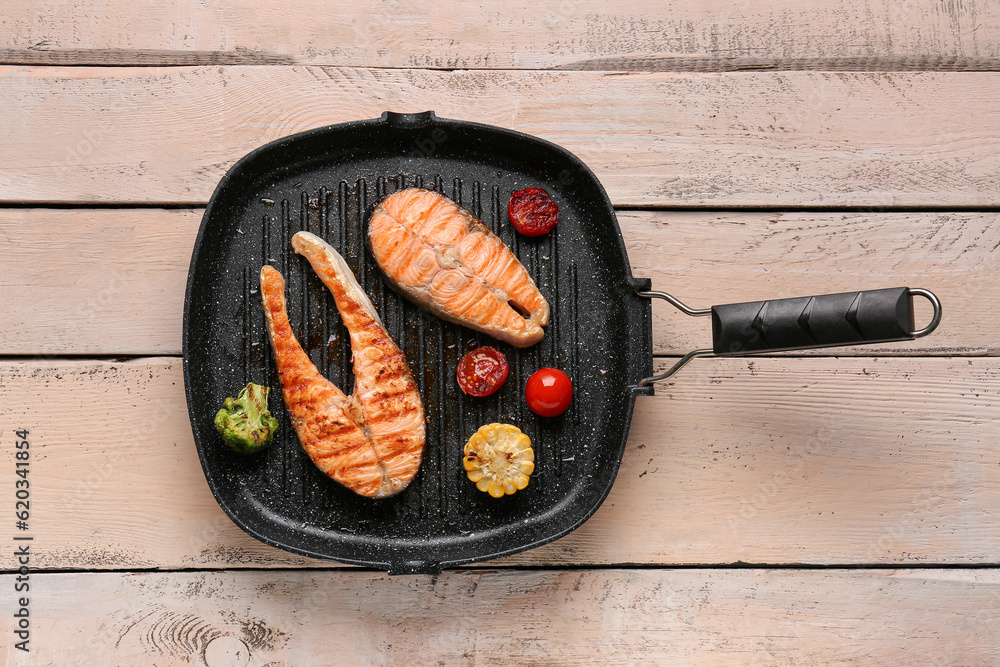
10 203 1000 212
5 55 1000 72
6 562 1000 576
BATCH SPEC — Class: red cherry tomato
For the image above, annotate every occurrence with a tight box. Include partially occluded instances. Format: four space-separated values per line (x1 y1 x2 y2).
457 346 509 397
525 368 573 417
508 188 559 237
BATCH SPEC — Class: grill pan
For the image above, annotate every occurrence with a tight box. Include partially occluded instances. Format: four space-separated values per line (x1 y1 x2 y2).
185 111 652 574
184 111 941 574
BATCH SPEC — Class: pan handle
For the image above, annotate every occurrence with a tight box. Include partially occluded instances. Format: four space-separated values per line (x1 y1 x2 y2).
383 110 437 128
636 287 941 385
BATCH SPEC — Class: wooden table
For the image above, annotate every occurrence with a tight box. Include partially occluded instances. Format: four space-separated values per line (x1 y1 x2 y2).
3 2 999 664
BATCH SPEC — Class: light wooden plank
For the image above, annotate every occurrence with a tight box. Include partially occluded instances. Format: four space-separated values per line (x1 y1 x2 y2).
0 209 199 356
623 210 995 356
3 67 999 207
2 209 990 356
2 0 999 70
0 356 995 570
2 569 999 665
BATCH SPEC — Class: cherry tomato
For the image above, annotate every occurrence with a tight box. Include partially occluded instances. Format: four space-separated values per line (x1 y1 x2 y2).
508 188 559 237
525 368 573 417
457 346 509 397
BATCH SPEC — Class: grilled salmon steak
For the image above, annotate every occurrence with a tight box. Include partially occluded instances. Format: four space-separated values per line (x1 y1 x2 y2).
260 231 425 498
368 188 550 348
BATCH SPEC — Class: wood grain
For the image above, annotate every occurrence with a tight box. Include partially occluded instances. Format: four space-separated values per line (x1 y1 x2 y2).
0 209 199 356
0 356 995 570
2 0 999 70
2 208 991 356
2 1 993 660
623 210 995 356
3 67 999 207
3 569 999 665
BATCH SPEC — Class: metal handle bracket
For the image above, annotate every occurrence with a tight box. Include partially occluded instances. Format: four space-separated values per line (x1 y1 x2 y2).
635 287 942 386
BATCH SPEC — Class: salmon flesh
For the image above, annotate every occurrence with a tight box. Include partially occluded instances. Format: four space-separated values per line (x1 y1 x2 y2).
260 232 426 498
368 188 550 348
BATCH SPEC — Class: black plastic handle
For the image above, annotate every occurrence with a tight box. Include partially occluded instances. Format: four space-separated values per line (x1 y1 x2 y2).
712 287 915 355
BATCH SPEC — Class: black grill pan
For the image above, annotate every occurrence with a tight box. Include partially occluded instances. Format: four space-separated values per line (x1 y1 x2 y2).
184 111 654 574
184 111 941 574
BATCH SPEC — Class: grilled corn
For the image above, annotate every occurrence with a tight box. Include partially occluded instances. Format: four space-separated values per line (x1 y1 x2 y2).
463 423 535 497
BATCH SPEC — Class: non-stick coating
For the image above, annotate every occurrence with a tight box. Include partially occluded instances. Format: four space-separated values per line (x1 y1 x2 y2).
183 112 652 573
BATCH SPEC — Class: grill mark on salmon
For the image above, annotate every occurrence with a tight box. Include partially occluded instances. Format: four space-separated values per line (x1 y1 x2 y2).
368 188 550 348
260 232 425 499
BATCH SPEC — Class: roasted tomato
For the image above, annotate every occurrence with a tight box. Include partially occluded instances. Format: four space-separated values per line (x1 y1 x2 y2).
508 188 559 237
457 346 509 397
525 367 573 417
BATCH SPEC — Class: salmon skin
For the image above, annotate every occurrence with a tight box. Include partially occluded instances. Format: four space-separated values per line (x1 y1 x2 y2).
260 232 426 499
368 188 550 348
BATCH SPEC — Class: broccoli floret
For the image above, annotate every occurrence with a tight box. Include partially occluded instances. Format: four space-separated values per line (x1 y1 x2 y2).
214 383 279 455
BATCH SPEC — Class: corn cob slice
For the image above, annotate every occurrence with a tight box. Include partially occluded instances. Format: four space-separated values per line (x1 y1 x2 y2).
463 423 535 498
